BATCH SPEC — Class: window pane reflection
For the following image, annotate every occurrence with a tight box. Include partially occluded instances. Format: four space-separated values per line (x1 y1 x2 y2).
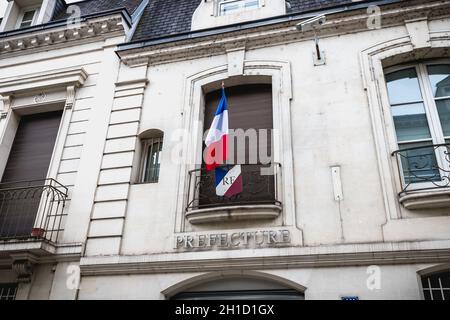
386 68 423 105
428 65 450 98
391 103 431 142
437 99 450 137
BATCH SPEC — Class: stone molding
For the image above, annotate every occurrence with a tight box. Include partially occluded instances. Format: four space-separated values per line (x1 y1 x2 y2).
360 21 450 224
0 14 128 56
80 239 450 276
174 60 298 235
0 66 88 95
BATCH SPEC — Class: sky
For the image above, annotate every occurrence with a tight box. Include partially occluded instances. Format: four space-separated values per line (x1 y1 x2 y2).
1 0 82 18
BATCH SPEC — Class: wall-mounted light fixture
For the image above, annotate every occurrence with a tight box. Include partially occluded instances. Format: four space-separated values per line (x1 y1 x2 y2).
296 14 327 66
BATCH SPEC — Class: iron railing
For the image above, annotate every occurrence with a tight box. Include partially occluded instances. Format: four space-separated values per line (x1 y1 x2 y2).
186 163 281 211
392 143 450 195
0 179 67 243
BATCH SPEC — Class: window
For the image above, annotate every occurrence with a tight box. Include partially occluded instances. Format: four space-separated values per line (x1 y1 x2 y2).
140 136 163 183
386 63 450 189
421 271 450 300
186 83 282 221
17 9 38 29
219 0 260 16
0 283 17 300
0 111 65 241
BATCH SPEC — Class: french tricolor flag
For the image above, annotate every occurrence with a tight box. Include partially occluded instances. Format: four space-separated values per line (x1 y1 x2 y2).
205 86 243 198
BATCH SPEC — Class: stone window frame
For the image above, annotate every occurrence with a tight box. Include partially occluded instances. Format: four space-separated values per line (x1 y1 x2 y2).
361 18 450 220
0 66 87 299
0 67 87 184
173 60 298 236
384 60 450 193
15 5 40 29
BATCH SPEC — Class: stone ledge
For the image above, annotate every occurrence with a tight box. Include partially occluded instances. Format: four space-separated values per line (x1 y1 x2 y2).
185 204 282 224
0 240 83 263
399 189 450 210
80 239 450 276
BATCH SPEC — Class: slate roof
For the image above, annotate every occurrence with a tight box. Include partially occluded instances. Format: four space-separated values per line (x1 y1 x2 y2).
131 0 378 42
0 0 401 41
132 0 201 42
52 0 143 20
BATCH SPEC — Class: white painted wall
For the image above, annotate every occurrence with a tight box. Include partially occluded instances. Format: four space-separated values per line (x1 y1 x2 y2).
76 265 426 300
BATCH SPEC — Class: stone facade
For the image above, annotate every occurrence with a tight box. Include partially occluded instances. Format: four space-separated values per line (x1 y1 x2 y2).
0 0 450 300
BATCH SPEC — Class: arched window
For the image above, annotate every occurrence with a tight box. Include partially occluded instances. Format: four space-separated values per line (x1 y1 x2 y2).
170 276 304 300
386 63 450 192
139 129 164 183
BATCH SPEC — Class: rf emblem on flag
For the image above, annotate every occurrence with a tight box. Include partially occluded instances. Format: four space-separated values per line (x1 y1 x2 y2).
215 165 243 198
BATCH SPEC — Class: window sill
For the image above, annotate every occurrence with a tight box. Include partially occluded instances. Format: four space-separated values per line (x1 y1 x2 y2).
132 181 159 185
399 188 450 210
185 204 282 224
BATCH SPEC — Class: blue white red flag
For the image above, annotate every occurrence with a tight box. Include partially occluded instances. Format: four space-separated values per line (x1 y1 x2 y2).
205 86 243 198
215 165 243 198
205 87 228 171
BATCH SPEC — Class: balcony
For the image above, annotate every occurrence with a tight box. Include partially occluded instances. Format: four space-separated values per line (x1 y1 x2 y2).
0 179 67 243
185 163 282 224
392 144 450 209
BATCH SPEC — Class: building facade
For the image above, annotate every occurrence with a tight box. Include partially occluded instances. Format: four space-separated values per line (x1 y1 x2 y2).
0 0 450 300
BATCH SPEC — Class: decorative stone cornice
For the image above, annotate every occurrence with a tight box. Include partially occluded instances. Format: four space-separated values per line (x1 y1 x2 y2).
0 67 88 96
118 0 450 67
0 14 127 56
80 239 450 276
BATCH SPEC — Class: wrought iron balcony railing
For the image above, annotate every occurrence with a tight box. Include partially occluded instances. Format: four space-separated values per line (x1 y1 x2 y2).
186 163 281 211
392 143 450 196
0 179 67 243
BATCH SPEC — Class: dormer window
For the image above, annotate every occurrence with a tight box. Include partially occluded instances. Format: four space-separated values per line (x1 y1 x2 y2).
191 0 284 31
219 0 260 16
17 8 39 28
0 0 46 32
